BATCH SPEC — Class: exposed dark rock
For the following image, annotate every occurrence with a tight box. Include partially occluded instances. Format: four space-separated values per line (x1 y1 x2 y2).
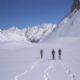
71 0 80 12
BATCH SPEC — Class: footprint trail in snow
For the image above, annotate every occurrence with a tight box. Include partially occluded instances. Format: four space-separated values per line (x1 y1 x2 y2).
43 61 54 80
14 59 41 80
60 61 79 80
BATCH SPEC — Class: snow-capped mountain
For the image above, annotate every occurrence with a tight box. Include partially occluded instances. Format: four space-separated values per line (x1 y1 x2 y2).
0 24 56 42
25 24 56 42
44 9 80 42
0 27 27 42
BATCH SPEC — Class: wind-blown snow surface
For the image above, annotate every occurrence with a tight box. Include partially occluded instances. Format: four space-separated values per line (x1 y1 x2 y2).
0 38 80 80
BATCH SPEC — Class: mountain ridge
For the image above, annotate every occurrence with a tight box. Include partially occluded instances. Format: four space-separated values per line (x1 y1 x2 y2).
0 24 56 42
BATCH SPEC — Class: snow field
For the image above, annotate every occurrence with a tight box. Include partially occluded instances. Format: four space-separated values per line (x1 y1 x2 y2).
0 38 80 80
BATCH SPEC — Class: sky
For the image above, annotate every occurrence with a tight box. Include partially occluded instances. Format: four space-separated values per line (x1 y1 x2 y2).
0 0 73 29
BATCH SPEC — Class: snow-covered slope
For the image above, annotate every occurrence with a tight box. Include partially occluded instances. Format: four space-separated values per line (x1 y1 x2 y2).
0 38 80 80
44 10 80 42
0 24 55 42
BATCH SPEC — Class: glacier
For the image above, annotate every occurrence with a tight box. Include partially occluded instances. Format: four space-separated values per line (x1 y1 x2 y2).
0 7 80 80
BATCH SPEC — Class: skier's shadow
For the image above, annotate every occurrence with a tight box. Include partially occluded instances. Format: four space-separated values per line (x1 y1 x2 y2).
46 59 55 61
35 57 55 61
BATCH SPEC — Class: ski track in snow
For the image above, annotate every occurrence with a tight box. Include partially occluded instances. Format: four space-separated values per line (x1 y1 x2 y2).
60 61 79 80
43 61 54 80
14 60 80 80
14 59 41 80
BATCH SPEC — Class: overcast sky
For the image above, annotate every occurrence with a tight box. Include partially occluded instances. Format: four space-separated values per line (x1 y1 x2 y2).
0 0 73 29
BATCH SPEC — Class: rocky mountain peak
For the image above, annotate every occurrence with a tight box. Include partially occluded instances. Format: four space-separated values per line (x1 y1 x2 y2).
71 0 80 12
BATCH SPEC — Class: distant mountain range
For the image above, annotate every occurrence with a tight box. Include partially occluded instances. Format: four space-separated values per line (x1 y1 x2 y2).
0 24 56 42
